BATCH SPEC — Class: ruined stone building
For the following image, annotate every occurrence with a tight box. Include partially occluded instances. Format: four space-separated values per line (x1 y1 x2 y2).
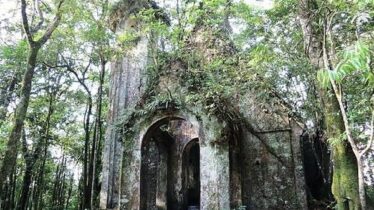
99 1 313 209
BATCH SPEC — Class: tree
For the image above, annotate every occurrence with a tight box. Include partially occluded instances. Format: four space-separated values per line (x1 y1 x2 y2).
320 34 374 210
298 0 374 209
0 0 65 189
298 0 359 209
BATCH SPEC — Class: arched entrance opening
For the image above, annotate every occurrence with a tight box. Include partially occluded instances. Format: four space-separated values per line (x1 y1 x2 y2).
140 118 200 210
182 138 200 209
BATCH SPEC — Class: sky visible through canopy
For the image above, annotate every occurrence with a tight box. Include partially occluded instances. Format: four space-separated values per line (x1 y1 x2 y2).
0 0 274 182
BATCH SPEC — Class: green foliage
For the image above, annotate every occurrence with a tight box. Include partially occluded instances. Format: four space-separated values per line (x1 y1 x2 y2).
0 40 28 60
0 123 11 154
0 39 28 92
368 184 374 207
0 0 112 208
117 30 140 49
327 132 347 146
318 40 373 88
317 38 373 143
336 41 374 84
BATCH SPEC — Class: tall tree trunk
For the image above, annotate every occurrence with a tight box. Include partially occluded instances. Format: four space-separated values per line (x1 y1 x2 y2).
65 62 93 210
83 98 92 209
18 130 34 210
88 57 106 207
65 176 74 210
10 165 17 209
33 92 57 210
18 164 33 210
0 161 17 209
52 160 61 207
58 158 67 210
0 47 40 189
34 144 47 210
326 98 360 210
298 0 360 209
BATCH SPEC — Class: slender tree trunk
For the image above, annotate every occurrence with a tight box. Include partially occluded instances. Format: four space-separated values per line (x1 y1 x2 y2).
82 97 92 209
32 168 41 210
18 130 34 210
65 63 93 209
57 158 66 210
33 94 56 209
88 58 106 207
18 165 33 210
65 176 73 210
51 155 66 209
0 162 17 209
88 113 97 208
10 166 17 209
34 146 47 210
52 162 61 207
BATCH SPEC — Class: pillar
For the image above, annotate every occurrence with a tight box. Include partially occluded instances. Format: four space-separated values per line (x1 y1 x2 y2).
200 142 230 210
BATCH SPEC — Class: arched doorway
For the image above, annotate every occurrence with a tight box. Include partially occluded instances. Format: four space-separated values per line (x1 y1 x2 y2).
140 118 200 210
182 139 200 209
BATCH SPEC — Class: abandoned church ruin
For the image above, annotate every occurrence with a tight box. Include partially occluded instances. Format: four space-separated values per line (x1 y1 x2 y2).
100 1 313 209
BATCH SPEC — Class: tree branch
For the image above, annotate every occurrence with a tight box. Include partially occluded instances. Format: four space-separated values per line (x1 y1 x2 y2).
30 0 45 35
60 55 92 96
21 0 34 44
37 0 65 45
42 61 69 69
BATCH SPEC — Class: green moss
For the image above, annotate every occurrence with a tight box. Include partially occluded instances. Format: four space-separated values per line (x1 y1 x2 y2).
331 143 360 210
323 90 360 210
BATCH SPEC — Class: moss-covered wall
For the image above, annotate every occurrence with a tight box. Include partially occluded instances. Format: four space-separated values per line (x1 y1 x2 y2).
236 92 307 210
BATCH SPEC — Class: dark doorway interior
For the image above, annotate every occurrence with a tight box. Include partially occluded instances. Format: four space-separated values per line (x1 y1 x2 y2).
140 128 172 210
182 139 200 209
140 120 200 210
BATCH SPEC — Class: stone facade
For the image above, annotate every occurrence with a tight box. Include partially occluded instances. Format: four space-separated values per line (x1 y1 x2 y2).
100 1 308 209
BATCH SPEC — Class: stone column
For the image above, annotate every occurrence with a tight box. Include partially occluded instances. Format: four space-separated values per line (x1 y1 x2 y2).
229 137 243 208
100 7 149 209
200 143 230 209
290 120 308 209
156 143 168 209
